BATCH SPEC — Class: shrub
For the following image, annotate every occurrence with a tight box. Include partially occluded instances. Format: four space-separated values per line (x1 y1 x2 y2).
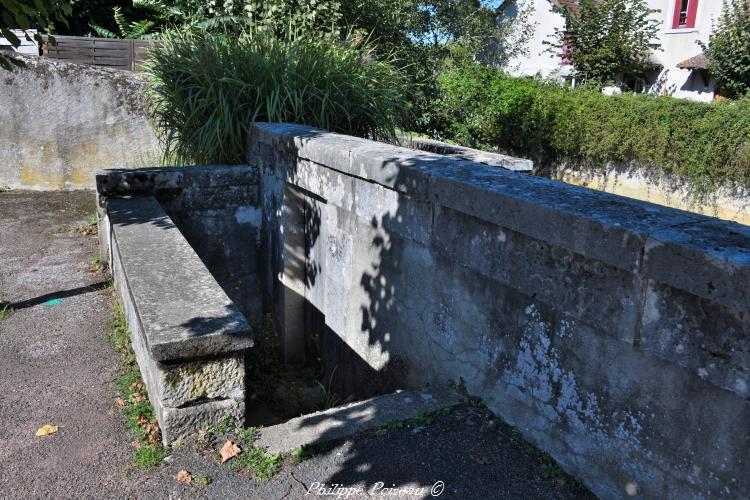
146 32 409 164
434 64 750 188
700 0 750 99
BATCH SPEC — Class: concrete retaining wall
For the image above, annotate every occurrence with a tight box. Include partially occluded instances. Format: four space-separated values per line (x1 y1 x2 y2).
549 163 750 226
251 123 750 499
0 55 161 190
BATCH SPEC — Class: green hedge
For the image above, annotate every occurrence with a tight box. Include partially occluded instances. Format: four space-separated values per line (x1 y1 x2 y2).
434 63 750 188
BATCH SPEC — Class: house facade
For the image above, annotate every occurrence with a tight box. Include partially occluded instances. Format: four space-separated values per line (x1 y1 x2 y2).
505 0 725 101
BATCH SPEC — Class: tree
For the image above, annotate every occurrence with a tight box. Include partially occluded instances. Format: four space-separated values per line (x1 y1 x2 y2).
1 0 71 70
547 0 661 85
700 0 750 99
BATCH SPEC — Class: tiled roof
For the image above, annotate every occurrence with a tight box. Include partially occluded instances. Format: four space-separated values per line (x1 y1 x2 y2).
677 53 709 70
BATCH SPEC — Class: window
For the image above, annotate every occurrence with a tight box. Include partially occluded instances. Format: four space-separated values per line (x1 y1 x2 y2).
672 0 699 29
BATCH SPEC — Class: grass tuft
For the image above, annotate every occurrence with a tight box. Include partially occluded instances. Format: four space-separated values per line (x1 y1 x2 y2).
133 444 167 468
0 301 13 321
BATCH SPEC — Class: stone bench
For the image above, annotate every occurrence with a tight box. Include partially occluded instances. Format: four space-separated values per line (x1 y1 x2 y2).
101 195 253 445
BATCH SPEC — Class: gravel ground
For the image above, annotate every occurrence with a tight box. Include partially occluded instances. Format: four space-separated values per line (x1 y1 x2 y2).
0 191 593 500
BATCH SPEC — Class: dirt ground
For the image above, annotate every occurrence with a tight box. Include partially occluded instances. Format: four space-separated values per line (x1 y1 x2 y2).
0 190 592 500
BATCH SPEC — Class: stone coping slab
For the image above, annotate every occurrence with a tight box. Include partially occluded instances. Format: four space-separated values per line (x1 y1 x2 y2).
108 196 253 361
96 164 258 197
397 134 534 172
249 122 750 312
256 387 463 455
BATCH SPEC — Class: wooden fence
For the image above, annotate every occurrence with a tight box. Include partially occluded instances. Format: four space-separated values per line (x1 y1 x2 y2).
44 36 161 72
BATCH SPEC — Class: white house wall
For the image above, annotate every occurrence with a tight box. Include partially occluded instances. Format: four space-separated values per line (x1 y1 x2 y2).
507 0 727 101
505 0 569 78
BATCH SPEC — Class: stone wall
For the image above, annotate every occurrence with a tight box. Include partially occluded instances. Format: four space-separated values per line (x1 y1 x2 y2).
96 165 262 322
100 195 253 444
548 162 750 226
0 55 161 190
250 123 750 499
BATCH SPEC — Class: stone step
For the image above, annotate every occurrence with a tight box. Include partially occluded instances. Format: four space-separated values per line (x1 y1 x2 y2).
255 387 463 455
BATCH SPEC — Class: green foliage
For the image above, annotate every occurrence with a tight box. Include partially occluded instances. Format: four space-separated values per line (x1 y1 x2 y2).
434 64 750 188
0 300 13 321
109 299 165 466
204 413 235 434
340 1 534 131
291 444 313 463
228 444 282 478
89 6 156 39
108 301 135 366
133 444 166 468
238 426 258 445
548 0 661 85
145 32 409 164
0 0 71 70
700 0 750 99
83 0 341 39
193 473 211 486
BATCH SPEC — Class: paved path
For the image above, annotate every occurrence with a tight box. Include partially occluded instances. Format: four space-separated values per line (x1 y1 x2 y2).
0 191 170 498
0 191 591 500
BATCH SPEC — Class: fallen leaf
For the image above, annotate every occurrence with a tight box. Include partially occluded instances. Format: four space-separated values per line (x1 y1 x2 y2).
35 424 59 437
219 440 241 463
130 381 144 391
107 408 117 417
130 393 147 404
177 469 192 484
131 440 141 449
143 422 161 444
114 398 126 407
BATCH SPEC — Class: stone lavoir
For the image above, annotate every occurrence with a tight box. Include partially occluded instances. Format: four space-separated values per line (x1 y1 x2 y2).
97 123 750 500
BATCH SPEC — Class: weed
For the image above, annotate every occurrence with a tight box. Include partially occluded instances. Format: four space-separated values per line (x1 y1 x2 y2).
291 444 313 463
0 301 13 321
0 185 11 192
314 365 341 410
88 255 101 273
133 444 166 468
89 213 97 225
228 445 282 478
466 395 486 409
205 413 235 435
406 411 434 427
435 405 453 416
540 461 564 479
386 410 435 431
448 378 467 393
238 426 258 445
108 298 165 465
193 473 211 486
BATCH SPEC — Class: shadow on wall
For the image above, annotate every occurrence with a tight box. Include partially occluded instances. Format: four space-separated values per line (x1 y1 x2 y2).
267 132 454 490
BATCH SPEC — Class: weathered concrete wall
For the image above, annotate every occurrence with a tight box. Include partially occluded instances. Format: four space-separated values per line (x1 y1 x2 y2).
0 55 161 190
251 123 750 499
549 162 750 226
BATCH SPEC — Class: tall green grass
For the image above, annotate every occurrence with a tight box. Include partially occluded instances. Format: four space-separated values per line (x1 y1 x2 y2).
145 33 409 164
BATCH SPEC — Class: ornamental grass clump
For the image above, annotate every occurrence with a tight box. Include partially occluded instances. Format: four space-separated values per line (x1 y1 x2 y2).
145 32 409 164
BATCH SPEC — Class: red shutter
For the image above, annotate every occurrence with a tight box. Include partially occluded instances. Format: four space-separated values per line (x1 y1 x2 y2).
685 0 699 28
673 0 699 29
672 0 683 28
